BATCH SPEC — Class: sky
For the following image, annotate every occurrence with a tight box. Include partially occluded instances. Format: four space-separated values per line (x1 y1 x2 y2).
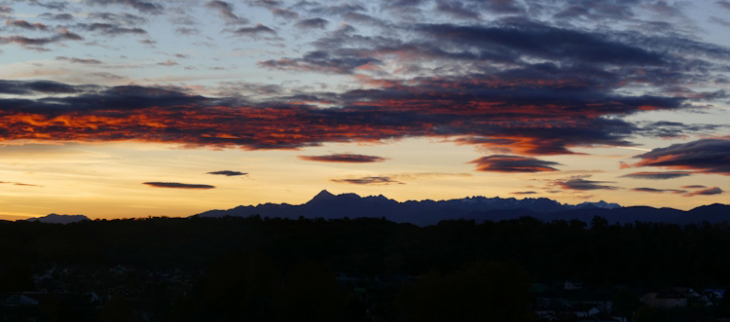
0 0 729 220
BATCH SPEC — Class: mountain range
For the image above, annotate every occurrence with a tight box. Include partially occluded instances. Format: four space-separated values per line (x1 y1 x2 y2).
197 190 729 226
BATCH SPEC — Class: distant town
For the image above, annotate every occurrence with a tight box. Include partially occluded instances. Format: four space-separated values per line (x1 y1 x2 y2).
2 202 730 321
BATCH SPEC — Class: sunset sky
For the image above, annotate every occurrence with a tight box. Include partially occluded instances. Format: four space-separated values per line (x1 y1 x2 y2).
1 0 729 220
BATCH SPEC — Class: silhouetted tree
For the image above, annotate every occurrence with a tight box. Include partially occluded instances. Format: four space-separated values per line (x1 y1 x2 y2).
399 261 534 322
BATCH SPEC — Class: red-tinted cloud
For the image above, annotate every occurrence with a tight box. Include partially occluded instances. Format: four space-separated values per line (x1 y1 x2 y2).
0 80 692 157
632 139 730 175
298 154 387 163
684 187 723 197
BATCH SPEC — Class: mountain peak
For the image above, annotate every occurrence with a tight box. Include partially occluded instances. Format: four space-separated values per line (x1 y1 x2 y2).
308 189 336 204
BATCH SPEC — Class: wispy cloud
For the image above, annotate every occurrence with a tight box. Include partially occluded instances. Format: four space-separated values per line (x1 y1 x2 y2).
331 176 404 185
207 170 247 176
143 182 215 189
298 153 387 163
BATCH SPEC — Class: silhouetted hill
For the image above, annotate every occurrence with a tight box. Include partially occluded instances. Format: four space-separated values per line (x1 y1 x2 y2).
26 214 90 224
194 190 730 226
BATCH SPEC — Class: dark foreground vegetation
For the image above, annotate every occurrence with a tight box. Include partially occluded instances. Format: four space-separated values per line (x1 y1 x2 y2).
2 215 730 321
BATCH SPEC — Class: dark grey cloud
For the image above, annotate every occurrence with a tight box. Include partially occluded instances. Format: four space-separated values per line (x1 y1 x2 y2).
469 155 561 172
4 19 49 31
552 178 619 190
716 1 730 10
637 121 727 139
271 8 299 19
246 0 282 8
685 187 723 197
175 27 199 35
0 80 83 94
57 56 103 64
143 182 215 189
331 176 404 185
298 154 387 163
88 12 148 25
84 0 164 15
0 6 14 16
207 170 247 176
710 16 730 28
435 1 481 20
414 23 666 66
205 1 248 24
682 185 707 189
76 22 147 35
295 18 329 29
259 50 380 74
619 171 693 180
31 0 68 10
633 139 730 176
0 29 83 47
631 187 686 194
511 191 537 195
233 23 276 38
37 13 74 21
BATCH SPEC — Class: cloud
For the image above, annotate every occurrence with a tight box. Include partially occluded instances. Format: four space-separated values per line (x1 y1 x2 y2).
435 0 481 20
717 1 730 10
233 23 276 38
619 171 693 180
511 191 537 195
681 185 707 189
0 6 14 16
631 187 686 194
259 53 380 74
76 23 147 35
24 0 68 11
0 181 42 187
88 12 148 26
632 139 730 176
37 13 74 21
331 176 404 185
5 19 50 31
0 28 83 48
271 8 299 19
295 18 329 29
684 187 723 197
469 155 560 173
157 60 179 66
298 154 387 163
207 170 247 176
0 79 694 155
0 80 83 94
143 182 215 189
389 172 472 180
175 27 199 35
57 56 103 64
206 1 248 24
84 0 164 15
550 177 619 191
